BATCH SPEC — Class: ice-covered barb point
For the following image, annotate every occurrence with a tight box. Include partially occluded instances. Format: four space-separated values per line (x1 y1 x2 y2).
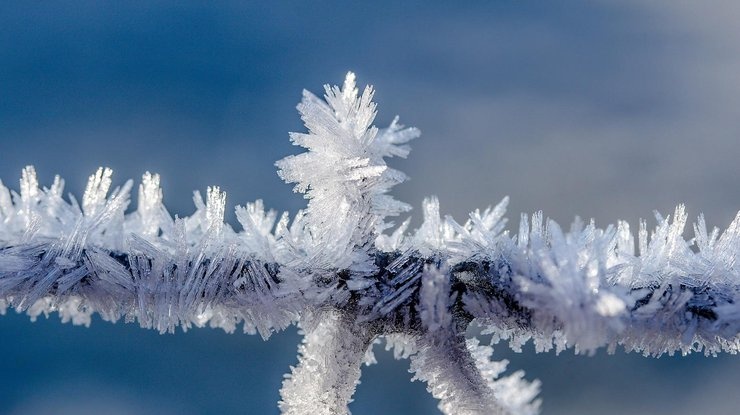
2 73 740 415
276 71 419 277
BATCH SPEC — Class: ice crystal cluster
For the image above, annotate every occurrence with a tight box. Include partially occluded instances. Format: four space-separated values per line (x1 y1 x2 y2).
1 73 739 415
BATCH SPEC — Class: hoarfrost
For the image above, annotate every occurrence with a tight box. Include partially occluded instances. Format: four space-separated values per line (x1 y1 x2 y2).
1 73 739 414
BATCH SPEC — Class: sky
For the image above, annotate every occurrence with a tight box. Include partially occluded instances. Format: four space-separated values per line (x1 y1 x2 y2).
1 1 740 414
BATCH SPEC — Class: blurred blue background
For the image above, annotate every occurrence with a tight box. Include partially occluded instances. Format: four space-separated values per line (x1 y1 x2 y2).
1 1 740 414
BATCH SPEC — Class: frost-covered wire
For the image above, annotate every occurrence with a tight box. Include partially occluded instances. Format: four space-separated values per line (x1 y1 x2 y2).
1 73 739 415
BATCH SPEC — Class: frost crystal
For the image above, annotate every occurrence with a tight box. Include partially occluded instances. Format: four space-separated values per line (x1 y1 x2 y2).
2 73 739 414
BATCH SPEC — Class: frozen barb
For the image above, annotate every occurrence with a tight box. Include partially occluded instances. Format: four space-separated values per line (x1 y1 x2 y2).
279 310 374 415
2 73 739 414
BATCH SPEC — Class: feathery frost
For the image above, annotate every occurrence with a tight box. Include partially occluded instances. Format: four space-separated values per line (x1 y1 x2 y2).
1 72 739 414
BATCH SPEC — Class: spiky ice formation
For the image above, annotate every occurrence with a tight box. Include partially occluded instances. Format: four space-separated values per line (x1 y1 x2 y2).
1 73 739 415
275 72 418 277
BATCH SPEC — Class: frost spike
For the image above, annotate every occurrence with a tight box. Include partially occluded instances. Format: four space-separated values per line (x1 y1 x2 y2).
82 167 113 217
